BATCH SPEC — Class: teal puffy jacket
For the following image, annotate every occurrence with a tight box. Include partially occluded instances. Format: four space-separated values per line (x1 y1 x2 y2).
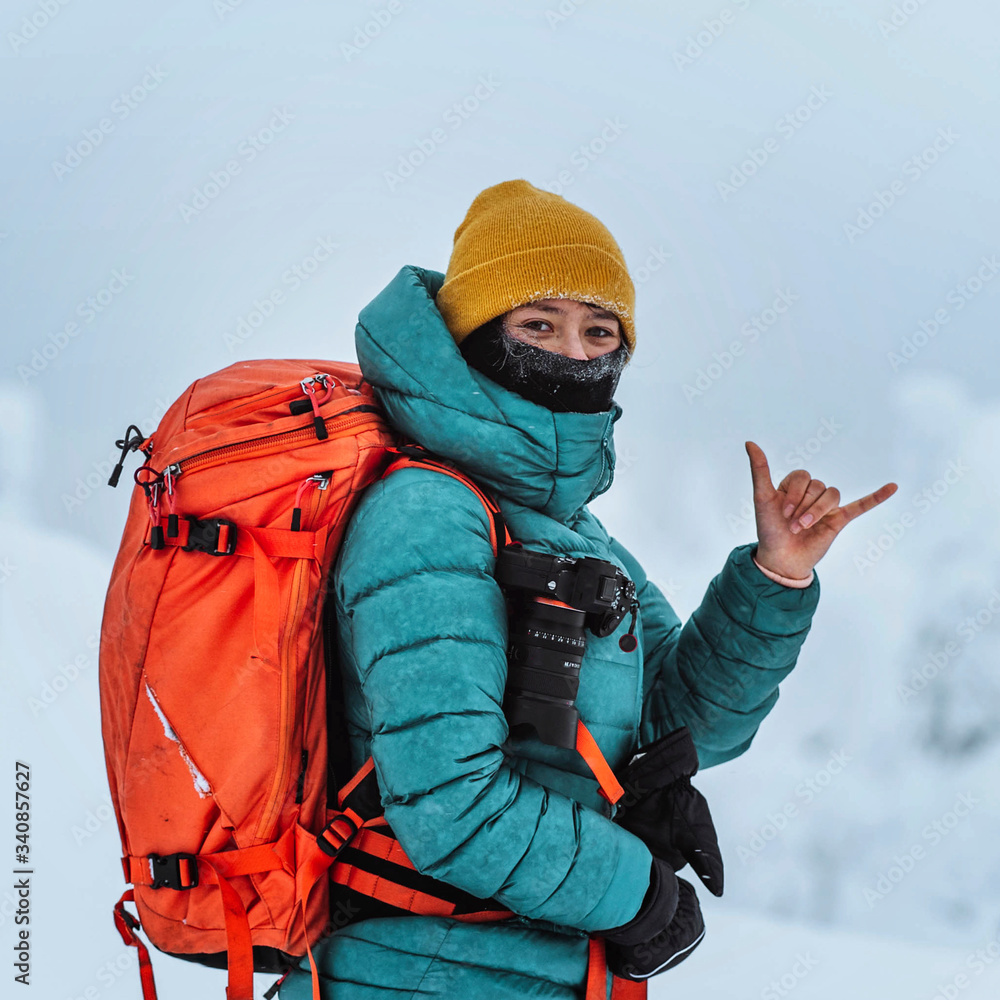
278 266 820 1000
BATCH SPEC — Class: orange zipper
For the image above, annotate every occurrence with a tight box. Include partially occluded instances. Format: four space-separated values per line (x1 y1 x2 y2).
258 558 307 842
255 477 328 842
185 382 307 429
163 405 382 477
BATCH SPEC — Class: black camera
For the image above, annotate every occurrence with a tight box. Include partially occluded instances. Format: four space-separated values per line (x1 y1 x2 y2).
495 544 637 750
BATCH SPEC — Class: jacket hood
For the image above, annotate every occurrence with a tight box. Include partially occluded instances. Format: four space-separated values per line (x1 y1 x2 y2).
355 265 623 521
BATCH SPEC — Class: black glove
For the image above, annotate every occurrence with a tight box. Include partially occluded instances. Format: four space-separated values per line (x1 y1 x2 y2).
613 726 724 897
597 857 706 981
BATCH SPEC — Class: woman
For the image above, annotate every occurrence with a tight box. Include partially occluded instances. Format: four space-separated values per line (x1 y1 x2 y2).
279 179 895 999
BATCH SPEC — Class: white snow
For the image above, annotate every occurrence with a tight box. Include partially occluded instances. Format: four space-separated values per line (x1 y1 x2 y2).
654 904 1000 1000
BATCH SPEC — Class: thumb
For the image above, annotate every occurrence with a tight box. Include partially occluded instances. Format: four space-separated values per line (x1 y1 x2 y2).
684 841 724 898
672 797 725 897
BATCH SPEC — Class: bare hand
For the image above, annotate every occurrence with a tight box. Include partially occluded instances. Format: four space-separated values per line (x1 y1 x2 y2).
745 440 898 579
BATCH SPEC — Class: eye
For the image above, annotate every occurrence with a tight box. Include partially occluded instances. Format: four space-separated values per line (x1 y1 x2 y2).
520 320 553 332
588 326 617 339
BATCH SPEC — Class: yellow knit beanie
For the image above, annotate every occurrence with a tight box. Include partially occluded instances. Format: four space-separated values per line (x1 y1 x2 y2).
436 179 636 353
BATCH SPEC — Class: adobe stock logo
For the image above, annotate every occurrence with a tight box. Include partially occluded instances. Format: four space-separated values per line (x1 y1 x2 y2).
761 953 820 1000
539 117 629 197
878 0 933 39
887 255 1000 371
717 86 832 202
673 0 755 72
853 458 968 575
52 66 168 180
179 108 295 222
16 269 135 384
383 76 500 192
7 0 74 55
340 1 406 61
545 0 590 28
863 792 979 908
843 128 959 244
682 288 798 401
737 749 851 863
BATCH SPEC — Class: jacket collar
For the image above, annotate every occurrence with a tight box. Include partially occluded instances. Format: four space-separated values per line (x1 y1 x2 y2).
355 265 622 521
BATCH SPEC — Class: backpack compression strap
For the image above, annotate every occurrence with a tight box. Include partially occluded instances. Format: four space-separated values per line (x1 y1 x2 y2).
292 754 514 1000
119 842 288 1000
321 757 513 920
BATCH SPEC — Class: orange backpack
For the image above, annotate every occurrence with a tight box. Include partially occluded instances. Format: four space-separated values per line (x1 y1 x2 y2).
100 358 642 1000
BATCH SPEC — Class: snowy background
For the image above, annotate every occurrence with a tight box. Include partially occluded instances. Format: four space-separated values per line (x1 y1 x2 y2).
2 0 999 997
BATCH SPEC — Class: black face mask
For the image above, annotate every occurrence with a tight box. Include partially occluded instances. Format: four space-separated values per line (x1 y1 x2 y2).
459 316 629 414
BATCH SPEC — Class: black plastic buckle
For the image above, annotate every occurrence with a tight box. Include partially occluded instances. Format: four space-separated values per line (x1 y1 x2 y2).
148 852 199 890
183 517 238 556
316 813 359 858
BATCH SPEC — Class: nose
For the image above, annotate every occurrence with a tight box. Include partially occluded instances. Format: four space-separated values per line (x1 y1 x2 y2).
562 329 590 361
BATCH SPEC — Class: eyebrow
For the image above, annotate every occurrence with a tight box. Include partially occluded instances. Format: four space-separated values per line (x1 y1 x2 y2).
521 302 620 323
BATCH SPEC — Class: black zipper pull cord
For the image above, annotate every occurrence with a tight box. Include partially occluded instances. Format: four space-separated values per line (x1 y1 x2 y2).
263 974 289 1000
134 465 166 549
291 472 332 531
163 465 180 537
108 424 147 487
300 375 334 441
619 598 640 653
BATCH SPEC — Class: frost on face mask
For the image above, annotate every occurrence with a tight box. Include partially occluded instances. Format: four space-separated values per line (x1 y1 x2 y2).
496 318 630 384
460 312 631 413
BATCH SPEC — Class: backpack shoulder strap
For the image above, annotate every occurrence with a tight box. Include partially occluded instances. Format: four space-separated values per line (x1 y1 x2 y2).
379 444 513 555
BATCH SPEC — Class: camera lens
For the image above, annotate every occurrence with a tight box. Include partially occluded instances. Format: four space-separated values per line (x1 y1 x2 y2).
503 597 587 749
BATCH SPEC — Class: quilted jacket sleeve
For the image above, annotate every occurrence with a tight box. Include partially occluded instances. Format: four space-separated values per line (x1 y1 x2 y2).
332 468 654 932
608 538 820 770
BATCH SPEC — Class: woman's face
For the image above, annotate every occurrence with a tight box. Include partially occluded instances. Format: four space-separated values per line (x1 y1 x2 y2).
504 299 622 360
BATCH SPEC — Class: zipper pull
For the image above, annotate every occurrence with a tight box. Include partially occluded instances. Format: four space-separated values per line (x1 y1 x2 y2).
300 374 336 440
264 974 289 1000
619 597 640 653
291 472 332 531
135 465 165 549
108 424 147 487
163 464 182 537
